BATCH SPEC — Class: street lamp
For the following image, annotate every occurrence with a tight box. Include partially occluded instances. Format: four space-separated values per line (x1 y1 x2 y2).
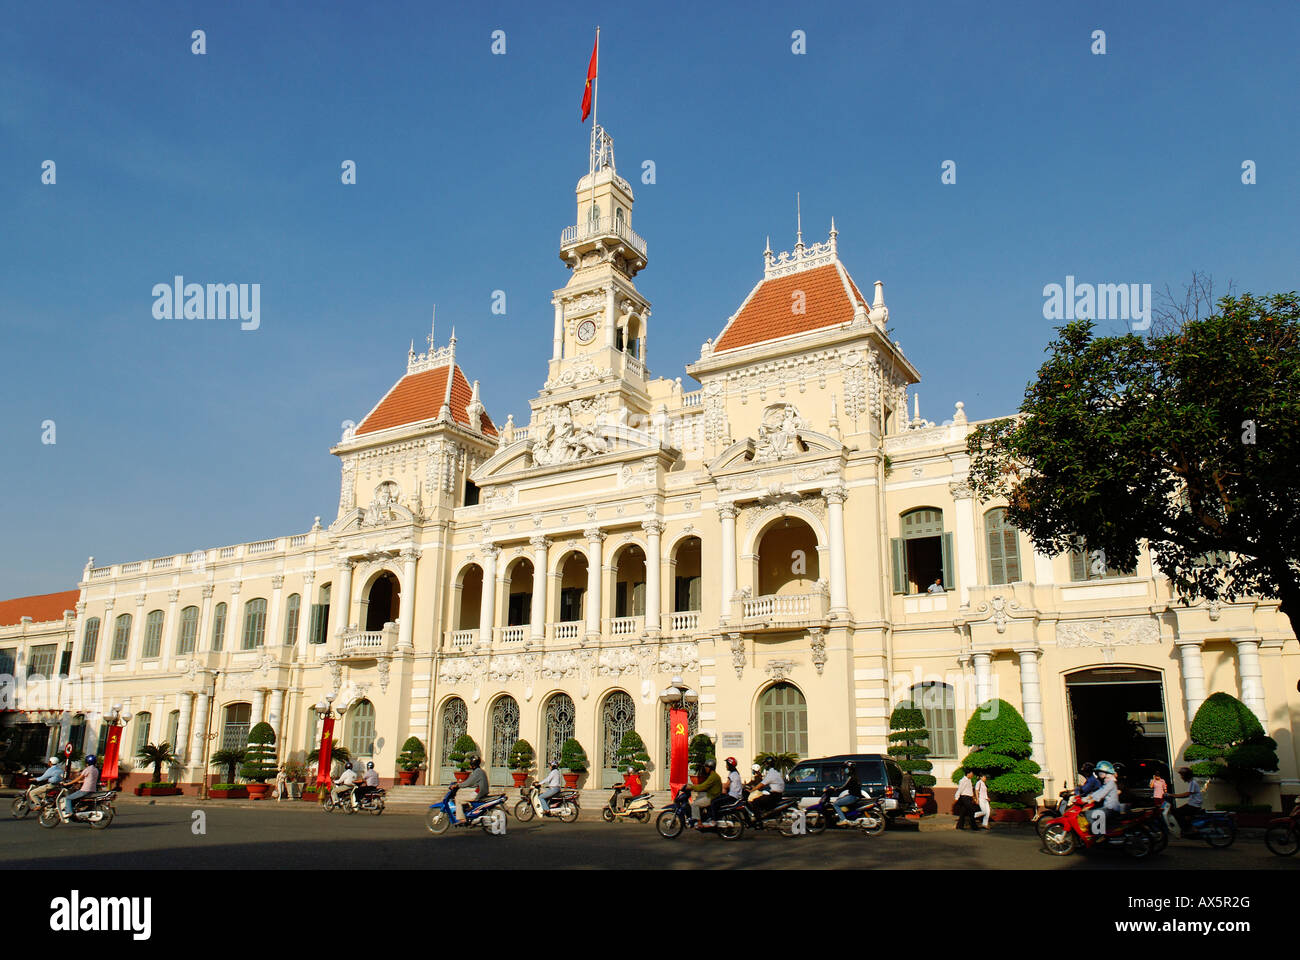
196 671 220 801
658 675 698 709
312 696 337 803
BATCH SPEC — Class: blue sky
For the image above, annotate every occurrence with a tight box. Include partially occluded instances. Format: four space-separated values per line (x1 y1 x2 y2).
2 0 1297 597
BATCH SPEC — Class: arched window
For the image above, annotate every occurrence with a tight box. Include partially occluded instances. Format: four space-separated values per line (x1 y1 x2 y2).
165 710 180 749
211 602 227 652
490 696 520 773
985 508 1021 585
348 700 376 757
110 614 132 661
543 693 576 765
133 711 153 754
283 593 301 646
1068 538 1135 581
601 691 635 775
909 682 957 759
892 508 953 595
221 703 251 750
178 606 199 654
615 206 625 230
80 617 100 664
142 610 165 659
241 598 267 649
438 697 468 770
757 682 808 757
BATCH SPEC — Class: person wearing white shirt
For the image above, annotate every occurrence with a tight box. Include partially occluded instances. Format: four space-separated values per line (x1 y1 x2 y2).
538 761 563 809
331 763 358 806
753 758 785 817
926 578 945 594
954 770 977 829
974 774 991 829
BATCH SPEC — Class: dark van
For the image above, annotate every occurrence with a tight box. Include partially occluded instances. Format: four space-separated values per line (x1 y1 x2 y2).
784 754 909 818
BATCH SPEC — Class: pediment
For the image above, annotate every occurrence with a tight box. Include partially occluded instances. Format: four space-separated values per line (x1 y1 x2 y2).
708 428 844 474
473 424 673 483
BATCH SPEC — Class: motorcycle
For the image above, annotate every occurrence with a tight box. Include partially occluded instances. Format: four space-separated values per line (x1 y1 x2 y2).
1039 795 1154 859
38 787 117 830
1159 804 1237 848
425 783 508 836
735 789 806 837
601 782 656 823
11 781 58 820
656 786 745 840
807 786 886 836
1264 801 1300 856
515 781 580 822
323 786 386 815
1035 790 1074 839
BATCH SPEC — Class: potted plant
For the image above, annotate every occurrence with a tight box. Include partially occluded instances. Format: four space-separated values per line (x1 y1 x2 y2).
615 731 650 793
396 736 426 785
281 758 306 799
209 747 246 797
448 734 480 781
1186 691 1280 820
508 739 535 787
559 738 588 788
238 722 278 800
134 741 182 796
953 698 1042 822
688 733 715 783
209 782 249 799
888 702 937 816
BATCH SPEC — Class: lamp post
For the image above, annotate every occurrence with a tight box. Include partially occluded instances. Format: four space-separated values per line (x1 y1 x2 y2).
196 671 220 801
312 696 337 802
658 676 698 792
103 703 131 790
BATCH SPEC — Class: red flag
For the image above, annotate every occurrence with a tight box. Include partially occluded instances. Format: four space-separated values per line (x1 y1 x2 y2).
316 717 335 787
580 31 598 122
668 708 689 799
101 724 122 781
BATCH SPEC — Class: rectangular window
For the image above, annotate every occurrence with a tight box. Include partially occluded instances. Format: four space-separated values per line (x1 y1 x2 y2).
464 480 480 506
110 614 132 661
559 587 584 622
211 603 227 652
308 603 330 644
142 610 165 658
178 606 199 654
913 683 957 759
283 594 301 646
241 599 267 649
0 648 15 676
507 593 530 626
59 646 72 675
674 576 701 612
27 644 57 679
133 712 152 753
80 618 101 664
165 710 180 749
1069 541 1136 581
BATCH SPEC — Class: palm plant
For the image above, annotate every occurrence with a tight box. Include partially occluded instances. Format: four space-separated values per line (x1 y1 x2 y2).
136 741 179 783
210 747 246 784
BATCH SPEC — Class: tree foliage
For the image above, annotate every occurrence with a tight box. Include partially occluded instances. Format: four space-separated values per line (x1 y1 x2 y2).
688 733 715 775
559 738 588 773
397 736 426 772
615 731 651 774
135 741 179 784
508 739 534 772
953 699 1042 808
210 748 245 784
966 292 1300 638
888 703 936 788
448 734 480 772
239 722 278 783
1185 691 1278 804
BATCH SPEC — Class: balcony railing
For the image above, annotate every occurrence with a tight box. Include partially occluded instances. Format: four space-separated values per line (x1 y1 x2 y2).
740 592 828 626
560 216 647 258
552 621 582 642
608 616 643 637
669 610 700 633
499 625 527 645
341 626 395 656
449 629 478 649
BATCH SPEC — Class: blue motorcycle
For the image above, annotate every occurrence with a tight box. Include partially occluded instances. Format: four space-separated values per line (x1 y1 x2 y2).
425 784 509 836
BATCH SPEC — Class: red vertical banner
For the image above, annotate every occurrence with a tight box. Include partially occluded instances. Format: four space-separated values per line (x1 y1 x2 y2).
316 717 335 786
668 708 689 799
101 724 122 781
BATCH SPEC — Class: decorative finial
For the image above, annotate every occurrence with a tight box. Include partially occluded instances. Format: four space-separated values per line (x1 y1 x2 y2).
829 216 837 237
427 307 436 353
795 192 803 247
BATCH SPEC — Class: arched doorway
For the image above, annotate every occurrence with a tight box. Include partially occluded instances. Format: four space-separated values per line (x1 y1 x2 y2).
504 558 534 633
672 537 702 617
1066 666 1170 786
755 517 820 596
363 571 400 632
543 693 576 766
610 544 646 628
221 703 252 751
489 695 520 782
555 552 588 626
757 682 808 758
437 697 468 781
601 690 635 779
455 565 483 641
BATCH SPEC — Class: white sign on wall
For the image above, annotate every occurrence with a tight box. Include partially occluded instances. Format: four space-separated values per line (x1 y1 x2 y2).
718 732 744 749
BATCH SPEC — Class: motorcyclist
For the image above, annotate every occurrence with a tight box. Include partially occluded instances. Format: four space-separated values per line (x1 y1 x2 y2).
459 755 489 819
708 757 744 822
29 756 67 806
744 762 763 793
353 761 380 808
832 761 864 821
1083 760 1122 836
538 760 564 810
688 760 722 824
1170 766 1205 833
331 761 358 806
61 754 100 820
753 756 786 817
1073 761 1100 797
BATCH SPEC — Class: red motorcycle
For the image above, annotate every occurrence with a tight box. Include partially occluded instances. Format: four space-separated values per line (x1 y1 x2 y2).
1265 801 1300 856
1039 795 1155 859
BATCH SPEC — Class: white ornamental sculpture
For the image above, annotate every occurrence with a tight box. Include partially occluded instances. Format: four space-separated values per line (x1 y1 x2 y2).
753 403 808 462
530 405 609 465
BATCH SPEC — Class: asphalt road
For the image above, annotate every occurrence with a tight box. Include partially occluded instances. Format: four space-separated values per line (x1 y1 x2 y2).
3 801 1293 870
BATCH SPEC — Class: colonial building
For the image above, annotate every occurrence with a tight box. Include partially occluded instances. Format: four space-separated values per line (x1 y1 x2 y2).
3 125 1296 807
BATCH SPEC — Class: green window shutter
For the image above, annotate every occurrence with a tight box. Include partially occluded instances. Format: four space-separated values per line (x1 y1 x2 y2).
1003 528 1021 582
987 522 1005 585
308 604 328 644
1069 549 1087 582
941 532 955 590
890 538 908 594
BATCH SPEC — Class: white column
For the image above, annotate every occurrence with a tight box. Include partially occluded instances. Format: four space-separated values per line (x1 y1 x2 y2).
398 548 418 651
642 521 663 633
267 688 285 742
333 558 354 640
175 692 194 762
165 590 181 659
197 585 214 653
552 300 564 361
972 652 992 706
250 688 266 726
296 573 314 647
1234 638 1267 726
226 586 242 652
718 505 738 624
126 596 146 670
604 286 617 349
480 544 500 642
267 575 285 648
585 528 605 637
1176 640 1206 726
1017 649 1049 779
529 537 549 641
950 481 978 605
823 487 849 616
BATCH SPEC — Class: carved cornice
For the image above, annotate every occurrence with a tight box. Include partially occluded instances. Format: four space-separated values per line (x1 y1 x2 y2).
529 535 552 551
821 485 848 505
641 520 665 536
584 527 606 542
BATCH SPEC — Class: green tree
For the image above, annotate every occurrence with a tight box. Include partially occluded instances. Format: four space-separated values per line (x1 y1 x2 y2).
210 748 245 784
508 739 535 772
754 751 799 777
448 734 480 772
953 699 1042 808
1185 691 1279 804
559 738 588 773
615 731 651 774
966 291 1300 639
396 736 426 772
687 733 715 775
135 741 179 784
887 703 936 788
239 722 278 783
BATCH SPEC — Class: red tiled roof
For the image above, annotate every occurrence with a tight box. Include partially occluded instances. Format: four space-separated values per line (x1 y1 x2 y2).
355 364 497 437
0 590 79 627
713 262 865 353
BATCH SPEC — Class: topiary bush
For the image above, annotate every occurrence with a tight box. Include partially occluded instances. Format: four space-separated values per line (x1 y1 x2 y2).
239 722 278 783
953 698 1042 809
615 731 651 774
448 734 480 772
509 739 535 772
1185 691 1279 804
397 736 426 772
560 738 588 773
888 702 936 788
688 733 715 775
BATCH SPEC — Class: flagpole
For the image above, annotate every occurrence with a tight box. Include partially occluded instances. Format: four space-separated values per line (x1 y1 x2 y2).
589 26 600 233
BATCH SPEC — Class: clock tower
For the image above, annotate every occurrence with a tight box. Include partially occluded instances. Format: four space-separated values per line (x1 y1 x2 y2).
534 124 654 431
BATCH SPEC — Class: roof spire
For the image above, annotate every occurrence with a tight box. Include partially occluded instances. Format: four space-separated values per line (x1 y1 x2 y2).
795 192 803 250
427 306 437 353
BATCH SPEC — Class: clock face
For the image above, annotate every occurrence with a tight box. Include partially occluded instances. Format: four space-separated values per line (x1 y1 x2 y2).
576 319 597 344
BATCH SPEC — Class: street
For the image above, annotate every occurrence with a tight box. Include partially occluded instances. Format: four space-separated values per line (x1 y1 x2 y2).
3 801 1291 870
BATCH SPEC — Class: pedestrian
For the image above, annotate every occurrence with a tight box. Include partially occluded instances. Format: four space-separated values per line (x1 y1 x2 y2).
1149 770 1168 810
974 773 991 830
954 770 977 829
274 763 288 801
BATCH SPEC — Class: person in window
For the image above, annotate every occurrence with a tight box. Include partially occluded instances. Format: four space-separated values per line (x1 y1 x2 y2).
1170 766 1205 833
832 761 863 822
926 577 945 594
62 754 100 820
331 762 357 807
459 755 490 819
538 760 563 809
687 760 722 824
29 756 66 806
709 757 744 823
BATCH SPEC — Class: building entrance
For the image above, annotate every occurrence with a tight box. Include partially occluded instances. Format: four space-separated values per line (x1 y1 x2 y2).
1066 667 1171 789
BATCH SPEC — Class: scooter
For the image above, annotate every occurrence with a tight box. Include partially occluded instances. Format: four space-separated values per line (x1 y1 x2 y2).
807 786 886 836
324 786 387 815
11 782 57 820
1159 804 1236 848
425 783 508 836
38 787 117 830
1264 801 1300 856
601 782 656 823
735 789 806 837
1039 795 1154 858
656 785 745 840
515 781 580 822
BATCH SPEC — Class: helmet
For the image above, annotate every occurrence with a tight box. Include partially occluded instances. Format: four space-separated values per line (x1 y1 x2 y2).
85 755 96 765
469 756 481 769
724 757 737 770
366 761 374 770
1094 761 1116 776
764 755 777 768
345 762 353 770
49 757 61 765
702 759 716 771
550 760 559 769
844 761 856 775
751 763 761 773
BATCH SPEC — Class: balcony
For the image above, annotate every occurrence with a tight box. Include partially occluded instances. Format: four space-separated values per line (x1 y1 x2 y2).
736 592 829 632
550 621 583 642
607 615 644 637
560 216 647 259
340 624 396 659
668 610 700 634
497 625 527 646
447 629 479 650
